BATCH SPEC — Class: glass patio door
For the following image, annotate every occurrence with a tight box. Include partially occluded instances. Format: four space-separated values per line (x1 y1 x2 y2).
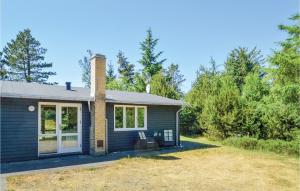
59 105 82 153
39 103 82 155
39 104 58 155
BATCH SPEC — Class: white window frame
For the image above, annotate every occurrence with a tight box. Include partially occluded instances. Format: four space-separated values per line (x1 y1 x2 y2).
164 130 173 141
38 102 82 156
114 105 147 131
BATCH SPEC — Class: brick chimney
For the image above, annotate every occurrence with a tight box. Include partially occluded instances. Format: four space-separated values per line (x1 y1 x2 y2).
90 54 106 155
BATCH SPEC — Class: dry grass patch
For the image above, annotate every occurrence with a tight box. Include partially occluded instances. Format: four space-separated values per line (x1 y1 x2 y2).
7 137 300 191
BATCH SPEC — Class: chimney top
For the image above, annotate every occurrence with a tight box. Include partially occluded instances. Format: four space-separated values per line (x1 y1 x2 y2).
65 82 71 91
90 54 106 60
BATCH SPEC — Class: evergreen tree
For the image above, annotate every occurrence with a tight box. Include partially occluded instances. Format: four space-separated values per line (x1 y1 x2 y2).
106 61 116 84
2 29 56 83
116 51 134 84
139 28 166 81
240 71 270 138
260 14 300 140
0 51 7 79
150 72 180 100
268 14 300 85
225 47 264 90
79 49 93 88
133 72 146 92
165 63 185 96
201 75 241 139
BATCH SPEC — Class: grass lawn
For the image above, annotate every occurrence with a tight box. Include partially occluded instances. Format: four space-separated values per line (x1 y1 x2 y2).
7 136 300 191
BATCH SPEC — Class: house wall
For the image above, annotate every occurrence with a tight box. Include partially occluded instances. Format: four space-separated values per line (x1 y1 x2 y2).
0 97 180 162
0 97 90 163
106 103 180 152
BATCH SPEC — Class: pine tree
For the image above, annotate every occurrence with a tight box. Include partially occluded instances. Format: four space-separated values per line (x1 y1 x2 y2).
0 51 7 79
165 63 185 96
116 51 134 84
139 28 166 80
79 49 93 88
225 47 264 90
2 29 56 83
268 14 300 85
106 61 116 84
133 72 146 92
150 72 180 100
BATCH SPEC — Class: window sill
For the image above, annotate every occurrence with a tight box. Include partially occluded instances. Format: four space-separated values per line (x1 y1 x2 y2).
114 128 147 132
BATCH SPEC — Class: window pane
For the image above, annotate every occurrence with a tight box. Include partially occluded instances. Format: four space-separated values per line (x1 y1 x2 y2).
41 105 56 134
39 136 57 154
115 107 123 128
62 135 78 148
137 108 145 128
61 107 78 133
164 130 173 141
126 107 135 128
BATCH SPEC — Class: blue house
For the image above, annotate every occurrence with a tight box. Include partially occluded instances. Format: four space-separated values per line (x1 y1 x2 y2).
0 54 183 162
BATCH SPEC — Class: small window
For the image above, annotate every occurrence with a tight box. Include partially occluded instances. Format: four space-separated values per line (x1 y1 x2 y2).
164 130 173 141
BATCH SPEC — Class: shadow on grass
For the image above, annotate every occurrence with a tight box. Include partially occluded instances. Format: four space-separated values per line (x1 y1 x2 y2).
141 155 181 160
1 139 218 174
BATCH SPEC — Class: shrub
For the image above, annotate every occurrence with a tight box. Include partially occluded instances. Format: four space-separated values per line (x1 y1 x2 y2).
180 106 202 135
222 136 299 157
223 137 258 150
201 75 241 140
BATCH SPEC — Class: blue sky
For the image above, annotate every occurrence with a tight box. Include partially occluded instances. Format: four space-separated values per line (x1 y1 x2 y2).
1 0 298 92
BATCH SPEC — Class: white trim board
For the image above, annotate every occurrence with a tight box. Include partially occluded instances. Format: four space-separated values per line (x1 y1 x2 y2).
113 105 147 131
38 102 82 157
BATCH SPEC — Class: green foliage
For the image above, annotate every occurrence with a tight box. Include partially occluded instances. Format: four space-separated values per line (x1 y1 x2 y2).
79 49 92 88
240 71 270 138
139 28 166 79
224 47 264 90
106 62 116 84
180 106 201 134
260 85 300 141
165 63 185 96
268 14 300 85
150 72 180 99
0 51 7 79
2 29 56 84
106 78 135 91
117 51 135 84
184 14 300 145
184 61 220 135
133 72 146 92
222 136 300 157
201 75 241 140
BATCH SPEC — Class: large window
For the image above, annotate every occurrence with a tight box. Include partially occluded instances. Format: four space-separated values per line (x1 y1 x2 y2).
114 105 147 131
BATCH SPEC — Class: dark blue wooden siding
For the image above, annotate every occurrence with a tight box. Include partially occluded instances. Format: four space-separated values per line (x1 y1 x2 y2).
106 103 180 152
1 98 38 162
1 97 179 162
0 97 90 163
81 102 90 155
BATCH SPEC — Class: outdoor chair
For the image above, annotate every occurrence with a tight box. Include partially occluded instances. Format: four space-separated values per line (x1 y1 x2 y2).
134 131 159 150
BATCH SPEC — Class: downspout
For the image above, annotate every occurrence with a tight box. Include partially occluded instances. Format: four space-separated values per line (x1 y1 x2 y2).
88 101 91 112
105 118 108 154
176 107 183 147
